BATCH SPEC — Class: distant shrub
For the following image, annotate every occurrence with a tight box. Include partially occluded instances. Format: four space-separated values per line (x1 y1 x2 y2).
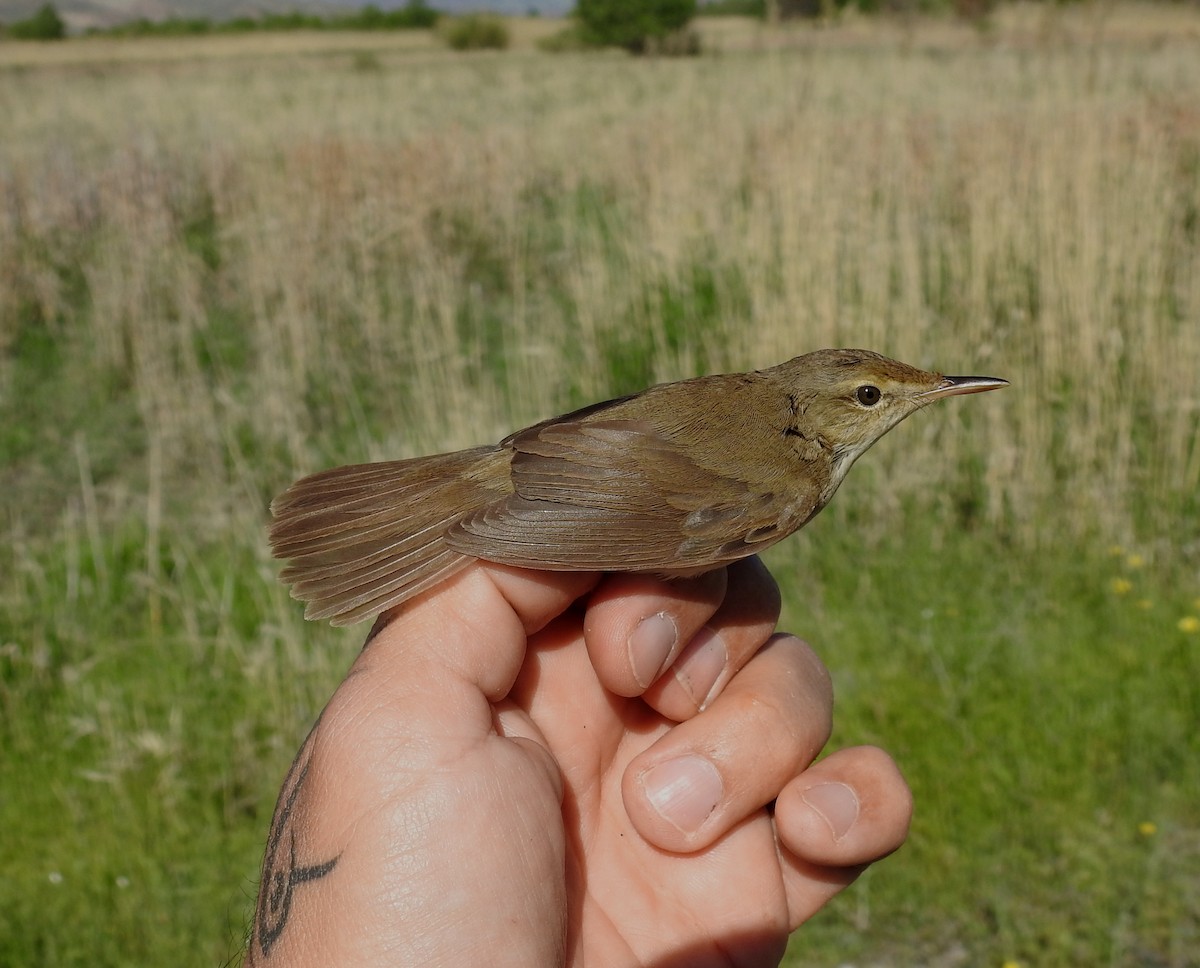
576 0 697 54
255 12 324 31
697 0 766 15
440 14 509 51
83 1 439 39
102 15 213 36
537 22 590 52
332 2 440 31
7 3 66 40
158 17 212 36
644 27 702 55
223 16 260 33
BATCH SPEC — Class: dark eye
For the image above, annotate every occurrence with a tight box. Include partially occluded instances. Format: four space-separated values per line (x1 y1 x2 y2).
856 385 881 406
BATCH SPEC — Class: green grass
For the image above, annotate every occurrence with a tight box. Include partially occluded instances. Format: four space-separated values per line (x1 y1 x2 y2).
0 516 348 964
773 524 1199 965
1 6 1199 965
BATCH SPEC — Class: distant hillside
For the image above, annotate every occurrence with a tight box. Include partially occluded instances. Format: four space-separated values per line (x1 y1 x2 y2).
0 0 573 33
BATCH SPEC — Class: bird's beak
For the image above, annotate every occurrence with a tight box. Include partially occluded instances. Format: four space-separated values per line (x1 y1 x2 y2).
919 375 1009 400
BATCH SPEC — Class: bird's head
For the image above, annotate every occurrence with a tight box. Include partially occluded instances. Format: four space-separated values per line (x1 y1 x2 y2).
771 348 1008 492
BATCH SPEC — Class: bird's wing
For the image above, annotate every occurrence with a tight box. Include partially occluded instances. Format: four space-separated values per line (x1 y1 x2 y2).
445 417 799 572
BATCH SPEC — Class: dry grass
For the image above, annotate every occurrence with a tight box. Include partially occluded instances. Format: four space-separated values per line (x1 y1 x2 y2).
3 9 1198 550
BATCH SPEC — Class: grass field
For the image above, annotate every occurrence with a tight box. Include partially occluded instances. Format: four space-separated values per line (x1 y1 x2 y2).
1 5 1199 965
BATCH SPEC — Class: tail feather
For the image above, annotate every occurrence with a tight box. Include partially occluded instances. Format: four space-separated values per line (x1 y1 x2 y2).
276 511 463 571
284 509 466 594
273 469 444 515
269 446 510 625
271 505 441 552
299 550 472 626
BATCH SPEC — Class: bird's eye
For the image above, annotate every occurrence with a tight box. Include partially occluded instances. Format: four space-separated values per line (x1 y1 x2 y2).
856 385 882 406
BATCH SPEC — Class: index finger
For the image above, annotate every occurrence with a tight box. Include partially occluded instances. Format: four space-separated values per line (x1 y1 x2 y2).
583 557 782 719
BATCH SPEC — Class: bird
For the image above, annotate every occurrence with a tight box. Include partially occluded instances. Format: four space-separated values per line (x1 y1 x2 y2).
269 348 1007 625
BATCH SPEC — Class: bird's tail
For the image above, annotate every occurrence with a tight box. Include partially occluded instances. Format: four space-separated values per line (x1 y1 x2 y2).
269 446 511 626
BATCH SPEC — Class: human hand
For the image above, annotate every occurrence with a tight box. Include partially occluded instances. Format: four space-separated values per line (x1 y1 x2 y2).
244 558 912 967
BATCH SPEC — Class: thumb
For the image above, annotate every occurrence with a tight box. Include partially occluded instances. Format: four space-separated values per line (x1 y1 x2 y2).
355 562 600 706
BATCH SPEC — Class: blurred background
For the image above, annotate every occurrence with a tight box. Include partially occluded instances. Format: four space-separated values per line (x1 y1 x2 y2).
1 1 1198 964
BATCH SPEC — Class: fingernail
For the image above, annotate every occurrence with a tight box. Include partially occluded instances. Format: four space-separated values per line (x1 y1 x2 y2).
640 755 724 835
801 782 860 842
673 628 728 711
628 612 677 688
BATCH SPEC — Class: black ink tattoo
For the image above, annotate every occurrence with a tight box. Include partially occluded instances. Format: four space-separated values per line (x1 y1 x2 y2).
251 727 340 959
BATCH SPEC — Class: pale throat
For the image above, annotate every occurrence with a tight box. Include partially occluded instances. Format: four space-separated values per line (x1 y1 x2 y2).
823 414 907 502
823 445 866 503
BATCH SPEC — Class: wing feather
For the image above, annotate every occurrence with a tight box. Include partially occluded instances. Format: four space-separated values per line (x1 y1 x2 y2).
447 416 806 571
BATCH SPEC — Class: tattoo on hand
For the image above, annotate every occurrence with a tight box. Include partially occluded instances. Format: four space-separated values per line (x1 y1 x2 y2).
252 727 340 959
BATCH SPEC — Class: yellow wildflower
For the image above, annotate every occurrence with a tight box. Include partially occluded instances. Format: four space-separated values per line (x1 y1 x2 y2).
1178 616 1200 634
1138 821 1157 837
1109 577 1133 596
1126 553 1146 569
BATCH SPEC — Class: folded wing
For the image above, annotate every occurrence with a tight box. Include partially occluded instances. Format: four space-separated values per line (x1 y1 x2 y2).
447 417 800 572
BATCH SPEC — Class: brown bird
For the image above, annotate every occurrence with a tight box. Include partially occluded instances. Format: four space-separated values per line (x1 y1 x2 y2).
270 349 1007 625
